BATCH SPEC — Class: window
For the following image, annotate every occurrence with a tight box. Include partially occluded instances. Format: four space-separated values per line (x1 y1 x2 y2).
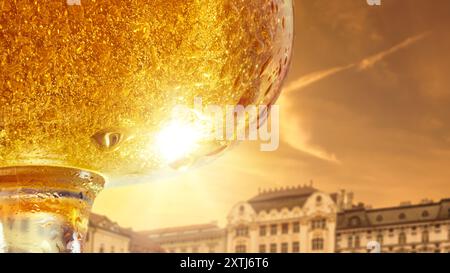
259 225 267 236
376 234 383 245
349 216 361 227
398 213 406 220
293 222 300 233
281 223 289 234
236 226 249 237
376 215 383 222
422 210 429 218
259 244 266 253
422 230 429 243
281 243 289 253
239 205 245 213
312 238 324 251
316 195 322 203
399 232 407 245
435 224 441 233
99 244 105 253
270 224 277 235
348 235 353 248
311 218 326 230
388 228 394 236
111 246 115 253
292 242 300 253
354 235 360 248
270 243 277 253
235 244 247 253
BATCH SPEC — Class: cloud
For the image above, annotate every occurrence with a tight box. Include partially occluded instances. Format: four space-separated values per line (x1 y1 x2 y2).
280 31 430 162
357 32 430 70
279 95 340 163
283 64 355 94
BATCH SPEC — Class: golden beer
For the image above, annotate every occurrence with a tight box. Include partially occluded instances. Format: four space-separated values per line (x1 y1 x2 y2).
0 0 293 252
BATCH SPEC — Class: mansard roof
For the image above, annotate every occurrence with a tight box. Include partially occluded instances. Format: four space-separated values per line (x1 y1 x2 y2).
248 185 318 212
336 199 450 231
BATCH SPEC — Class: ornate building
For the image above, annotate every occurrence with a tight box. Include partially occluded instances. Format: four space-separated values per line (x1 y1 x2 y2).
141 185 354 253
226 186 353 253
336 199 450 253
140 185 450 253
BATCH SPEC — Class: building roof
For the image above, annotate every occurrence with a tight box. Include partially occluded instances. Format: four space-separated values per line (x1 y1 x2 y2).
89 213 131 237
89 213 164 253
141 222 221 236
126 232 166 253
336 198 450 231
248 185 318 212
140 222 226 244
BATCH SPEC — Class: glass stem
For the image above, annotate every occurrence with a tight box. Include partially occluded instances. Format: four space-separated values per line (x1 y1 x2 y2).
0 166 104 253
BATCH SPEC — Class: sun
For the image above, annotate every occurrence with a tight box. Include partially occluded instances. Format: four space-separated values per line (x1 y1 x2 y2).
155 121 203 163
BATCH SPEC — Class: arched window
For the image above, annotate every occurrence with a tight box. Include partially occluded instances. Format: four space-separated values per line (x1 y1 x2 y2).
399 232 407 245
239 205 245 213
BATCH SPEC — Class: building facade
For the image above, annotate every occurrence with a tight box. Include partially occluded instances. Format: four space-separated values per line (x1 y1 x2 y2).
141 186 450 253
226 186 353 253
336 199 450 253
85 213 164 253
142 185 355 253
141 223 227 253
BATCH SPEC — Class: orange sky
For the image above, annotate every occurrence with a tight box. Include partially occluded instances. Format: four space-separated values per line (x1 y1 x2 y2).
92 0 450 231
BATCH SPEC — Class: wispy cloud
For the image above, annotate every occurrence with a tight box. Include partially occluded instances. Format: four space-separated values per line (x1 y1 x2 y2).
284 31 430 94
284 64 355 93
280 32 430 162
358 32 430 70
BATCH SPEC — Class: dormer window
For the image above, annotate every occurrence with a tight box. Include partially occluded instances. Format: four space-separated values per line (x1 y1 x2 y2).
239 205 245 213
349 216 361 227
376 215 383 222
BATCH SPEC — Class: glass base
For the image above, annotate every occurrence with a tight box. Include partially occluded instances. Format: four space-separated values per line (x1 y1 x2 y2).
0 166 104 253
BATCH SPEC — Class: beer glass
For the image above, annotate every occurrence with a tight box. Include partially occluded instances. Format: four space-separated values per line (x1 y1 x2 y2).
0 0 293 252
